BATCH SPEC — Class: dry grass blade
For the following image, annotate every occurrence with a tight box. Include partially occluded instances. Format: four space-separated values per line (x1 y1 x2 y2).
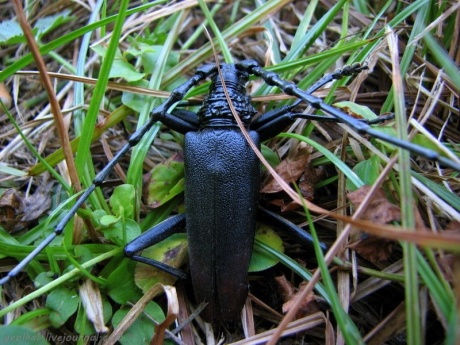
230 313 325 345
151 285 179 345
105 284 179 345
11 0 80 192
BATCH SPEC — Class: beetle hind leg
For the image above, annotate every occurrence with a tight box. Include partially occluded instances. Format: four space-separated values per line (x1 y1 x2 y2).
124 213 187 279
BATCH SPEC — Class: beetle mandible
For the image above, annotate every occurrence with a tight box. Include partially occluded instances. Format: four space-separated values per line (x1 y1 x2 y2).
2 60 460 322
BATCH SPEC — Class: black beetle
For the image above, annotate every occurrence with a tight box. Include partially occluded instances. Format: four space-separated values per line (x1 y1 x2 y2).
2 60 459 322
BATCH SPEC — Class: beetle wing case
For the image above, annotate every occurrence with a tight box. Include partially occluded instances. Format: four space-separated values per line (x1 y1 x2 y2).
184 128 261 321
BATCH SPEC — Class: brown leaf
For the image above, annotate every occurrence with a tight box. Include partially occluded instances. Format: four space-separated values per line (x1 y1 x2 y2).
0 189 23 232
274 275 295 302
444 221 460 233
298 164 318 201
347 186 401 262
0 189 22 209
436 254 454 283
21 183 53 222
275 276 320 319
79 279 109 333
0 183 51 233
268 198 302 212
261 147 312 194
282 290 320 319
347 186 401 225
349 236 395 262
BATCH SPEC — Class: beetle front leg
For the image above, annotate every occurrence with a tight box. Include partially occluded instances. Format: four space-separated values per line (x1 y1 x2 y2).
249 62 371 140
124 213 187 279
240 60 460 171
155 110 200 134
170 109 200 129
251 107 395 141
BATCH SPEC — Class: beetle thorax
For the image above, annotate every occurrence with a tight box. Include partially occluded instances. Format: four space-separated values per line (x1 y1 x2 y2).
197 64 257 128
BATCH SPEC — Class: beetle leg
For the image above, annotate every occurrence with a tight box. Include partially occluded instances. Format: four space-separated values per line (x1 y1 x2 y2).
240 60 460 171
171 109 200 127
251 107 395 141
250 63 375 140
156 110 199 134
160 109 200 133
286 62 370 111
124 213 187 279
250 105 299 141
0 67 215 285
257 206 327 252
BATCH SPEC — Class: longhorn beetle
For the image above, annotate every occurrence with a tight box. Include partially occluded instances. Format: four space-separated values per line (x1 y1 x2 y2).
1 60 460 322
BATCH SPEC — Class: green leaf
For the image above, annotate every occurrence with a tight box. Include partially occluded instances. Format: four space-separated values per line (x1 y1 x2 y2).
90 209 108 228
109 59 145 82
145 153 185 208
110 184 136 219
73 246 96 267
34 272 56 288
334 101 378 120
100 215 120 227
0 325 49 345
103 218 141 246
373 128 458 160
112 302 165 345
0 19 29 45
91 44 145 82
134 233 187 293
127 43 180 75
91 44 122 58
97 185 141 245
261 144 281 168
0 163 27 176
121 80 151 112
45 287 79 328
346 155 381 191
34 9 73 39
107 260 143 304
411 133 458 159
371 125 399 151
249 224 284 272
0 10 73 45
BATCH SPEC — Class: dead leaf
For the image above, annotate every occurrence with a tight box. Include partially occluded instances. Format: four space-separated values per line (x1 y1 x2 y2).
275 275 320 319
0 82 12 113
21 183 53 222
0 190 23 231
298 164 318 201
347 186 401 225
436 254 454 283
268 198 302 212
347 186 401 262
349 235 395 262
261 147 313 196
151 285 178 345
79 279 109 333
282 291 320 319
0 183 52 233
274 275 295 302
